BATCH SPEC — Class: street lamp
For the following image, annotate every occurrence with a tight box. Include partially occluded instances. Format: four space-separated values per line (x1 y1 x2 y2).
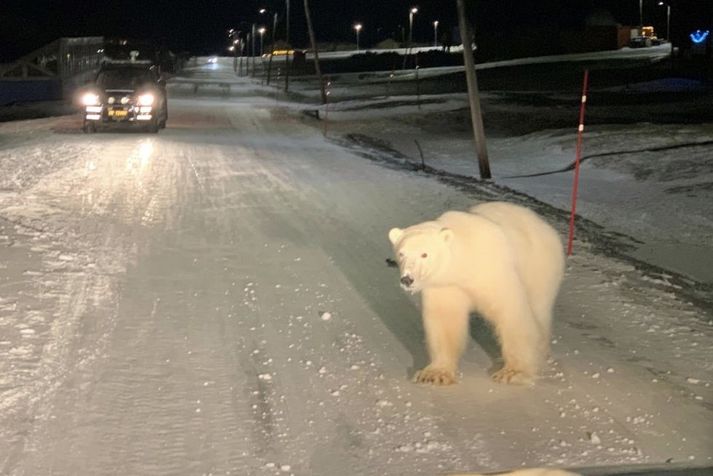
639 0 643 32
258 27 266 55
433 20 439 47
658 1 671 42
409 7 418 46
354 23 363 52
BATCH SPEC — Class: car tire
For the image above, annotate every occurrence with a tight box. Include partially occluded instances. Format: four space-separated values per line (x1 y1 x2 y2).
160 105 168 129
147 120 159 134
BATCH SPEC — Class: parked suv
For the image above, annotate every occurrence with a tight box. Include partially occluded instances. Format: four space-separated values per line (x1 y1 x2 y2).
82 60 168 133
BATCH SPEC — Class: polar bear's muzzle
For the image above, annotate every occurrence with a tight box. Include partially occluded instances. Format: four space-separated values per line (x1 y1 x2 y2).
399 273 421 293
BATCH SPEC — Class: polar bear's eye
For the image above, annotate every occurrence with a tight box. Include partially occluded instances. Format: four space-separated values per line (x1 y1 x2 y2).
421 253 428 258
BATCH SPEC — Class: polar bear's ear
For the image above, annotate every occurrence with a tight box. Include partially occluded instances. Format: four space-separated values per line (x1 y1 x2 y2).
440 228 454 243
388 228 404 245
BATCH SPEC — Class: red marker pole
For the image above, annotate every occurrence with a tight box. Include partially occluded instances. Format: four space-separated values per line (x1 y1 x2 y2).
567 69 590 256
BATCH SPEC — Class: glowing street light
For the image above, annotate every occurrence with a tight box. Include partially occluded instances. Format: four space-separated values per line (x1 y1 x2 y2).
258 27 266 55
354 23 363 52
259 8 267 14
409 6 418 46
433 20 439 47
658 1 671 41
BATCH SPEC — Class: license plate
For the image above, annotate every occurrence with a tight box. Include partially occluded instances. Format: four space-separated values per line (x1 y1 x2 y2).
109 109 128 117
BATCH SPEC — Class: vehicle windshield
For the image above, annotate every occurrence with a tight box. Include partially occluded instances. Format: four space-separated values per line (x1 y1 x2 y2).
96 68 154 89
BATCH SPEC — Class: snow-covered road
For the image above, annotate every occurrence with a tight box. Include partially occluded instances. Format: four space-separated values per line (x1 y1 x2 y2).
0 82 711 475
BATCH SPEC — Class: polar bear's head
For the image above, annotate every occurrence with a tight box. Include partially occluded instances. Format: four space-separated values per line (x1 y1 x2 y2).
388 222 454 293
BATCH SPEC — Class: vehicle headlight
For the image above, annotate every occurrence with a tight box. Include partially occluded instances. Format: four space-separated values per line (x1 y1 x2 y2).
82 92 100 106
137 93 155 106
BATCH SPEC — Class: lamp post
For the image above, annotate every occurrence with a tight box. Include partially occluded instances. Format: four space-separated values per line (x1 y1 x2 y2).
403 6 418 69
285 0 290 44
258 27 266 55
408 7 418 46
639 0 643 33
228 29 236 72
354 23 363 52
433 20 439 47
658 1 671 41
257 7 268 57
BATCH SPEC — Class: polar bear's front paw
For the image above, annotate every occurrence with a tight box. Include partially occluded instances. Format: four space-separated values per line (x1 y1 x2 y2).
491 366 534 385
414 366 457 385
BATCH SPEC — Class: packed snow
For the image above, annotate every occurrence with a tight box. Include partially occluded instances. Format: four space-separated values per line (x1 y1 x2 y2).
0 60 711 475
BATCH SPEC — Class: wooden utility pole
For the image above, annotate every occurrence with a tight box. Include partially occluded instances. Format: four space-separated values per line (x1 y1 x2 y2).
456 0 491 179
304 0 327 104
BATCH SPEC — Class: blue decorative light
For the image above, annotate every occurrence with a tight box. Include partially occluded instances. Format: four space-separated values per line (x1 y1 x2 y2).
690 30 710 44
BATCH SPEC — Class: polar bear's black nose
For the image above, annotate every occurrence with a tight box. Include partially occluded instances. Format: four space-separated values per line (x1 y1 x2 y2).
400 275 414 287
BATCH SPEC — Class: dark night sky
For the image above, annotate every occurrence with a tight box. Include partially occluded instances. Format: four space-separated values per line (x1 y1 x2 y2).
1 1 711 61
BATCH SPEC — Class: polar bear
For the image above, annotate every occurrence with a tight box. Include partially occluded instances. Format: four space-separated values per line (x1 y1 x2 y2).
388 202 565 385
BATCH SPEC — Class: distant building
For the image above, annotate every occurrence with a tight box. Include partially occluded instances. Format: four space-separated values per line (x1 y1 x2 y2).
560 8 658 52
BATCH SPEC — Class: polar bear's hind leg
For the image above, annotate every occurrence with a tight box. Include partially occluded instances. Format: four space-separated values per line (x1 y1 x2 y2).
488 284 543 385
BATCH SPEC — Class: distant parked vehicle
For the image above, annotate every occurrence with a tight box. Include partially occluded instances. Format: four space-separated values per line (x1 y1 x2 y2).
629 36 651 48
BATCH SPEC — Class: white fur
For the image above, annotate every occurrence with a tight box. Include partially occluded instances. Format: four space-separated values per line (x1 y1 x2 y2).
389 202 565 385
